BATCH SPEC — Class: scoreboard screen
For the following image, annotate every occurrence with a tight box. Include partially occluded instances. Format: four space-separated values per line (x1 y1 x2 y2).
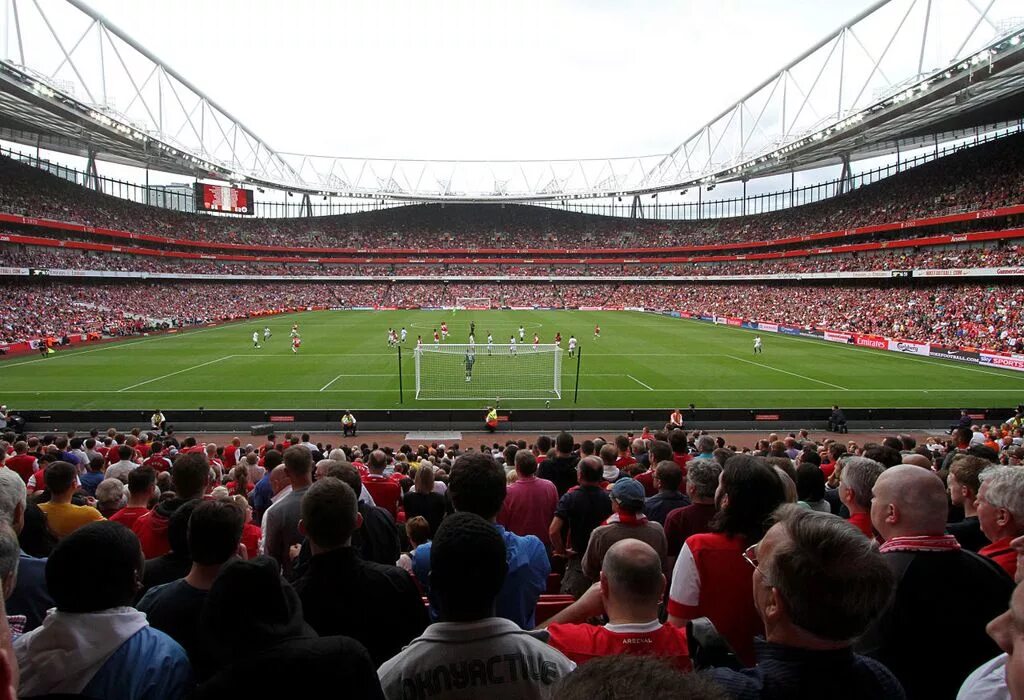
195 183 254 215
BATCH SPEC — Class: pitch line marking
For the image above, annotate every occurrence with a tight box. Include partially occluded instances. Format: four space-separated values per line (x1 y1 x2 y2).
117 355 236 392
320 375 344 392
627 375 655 391
3 388 1024 394
725 355 848 390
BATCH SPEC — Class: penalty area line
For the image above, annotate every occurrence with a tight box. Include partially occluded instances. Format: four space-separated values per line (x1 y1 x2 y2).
320 375 344 392
627 375 654 391
725 355 848 390
118 355 235 392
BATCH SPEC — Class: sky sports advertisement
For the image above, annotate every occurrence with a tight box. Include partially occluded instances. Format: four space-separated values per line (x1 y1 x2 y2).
195 183 255 215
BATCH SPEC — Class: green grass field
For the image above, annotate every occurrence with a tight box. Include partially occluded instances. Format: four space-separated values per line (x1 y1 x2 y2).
1 310 1023 411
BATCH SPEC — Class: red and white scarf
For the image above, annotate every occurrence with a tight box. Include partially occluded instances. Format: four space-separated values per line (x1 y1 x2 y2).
603 511 648 526
879 534 961 554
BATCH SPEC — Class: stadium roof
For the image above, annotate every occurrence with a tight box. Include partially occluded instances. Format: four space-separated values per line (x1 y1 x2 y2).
1 0 1023 202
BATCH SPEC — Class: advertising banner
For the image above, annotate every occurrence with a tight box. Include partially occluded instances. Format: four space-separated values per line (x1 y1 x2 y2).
801 329 825 339
887 339 930 354
757 322 779 333
779 325 801 336
741 321 758 330
678 311 692 318
980 353 1024 372
928 346 981 364
700 315 715 322
855 334 887 349
726 317 743 327
824 331 852 344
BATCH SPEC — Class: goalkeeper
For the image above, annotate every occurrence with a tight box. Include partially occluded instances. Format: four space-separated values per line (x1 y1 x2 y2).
465 348 476 382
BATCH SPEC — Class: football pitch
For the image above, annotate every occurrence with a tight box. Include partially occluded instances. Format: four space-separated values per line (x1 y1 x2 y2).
1 310 1022 411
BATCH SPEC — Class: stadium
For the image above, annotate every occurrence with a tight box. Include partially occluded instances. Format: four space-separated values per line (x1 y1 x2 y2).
0 0 1023 697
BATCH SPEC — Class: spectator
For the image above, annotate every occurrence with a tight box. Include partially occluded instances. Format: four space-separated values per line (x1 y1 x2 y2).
554 655 725 700
4 442 36 484
132 452 209 558
635 441 673 497
977 466 1024 577
250 448 282 522
105 444 139 483
796 463 830 512
79 455 106 496
498 450 559 547
255 464 290 552
838 457 885 538
859 465 1013 698
362 449 401 519
669 430 693 474
94 477 125 518
550 456 613 598
0 469 51 631
325 462 400 566
194 556 383 699
378 512 574 698
140 500 199 594
109 467 157 530
538 432 580 497
946 455 990 552
613 435 636 472
598 443 623 483
667 454 786 666
541 539 691 670
583 478 667 585
403 463 447 537
37 461 104 538
292 477 427 666
14 521 192 698
342 410 357 437
644 460 690 525
961 579 1024 699
707 505 902 699
413 452 549 628
397 515 431 577
137 498 244 680
664 458 722 564
263 445 313 576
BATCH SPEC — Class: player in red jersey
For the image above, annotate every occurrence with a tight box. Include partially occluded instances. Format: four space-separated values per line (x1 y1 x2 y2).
554 332 562 347
533 333 540 350
440 322 449 340
594 324 601 340
292 336 301 354
433 329 440 345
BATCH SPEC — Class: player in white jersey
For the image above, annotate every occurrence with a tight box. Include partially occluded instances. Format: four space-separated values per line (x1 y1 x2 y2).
263 326 272 342
417 335 423 350
568 335 577 358
469 334 476 352
754 336 763 354
290 324 299 339
519 325 525 341
533 333 539 350
387 328 395 348
487 333 494 355
400 327 407 343
252 331 261 349
509 336 517 356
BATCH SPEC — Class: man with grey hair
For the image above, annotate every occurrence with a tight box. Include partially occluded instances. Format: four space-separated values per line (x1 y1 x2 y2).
538 539 691 670
0 520 21 629
708 505 901 698
838 456 885 538
663 458 721 567
694 435 716 461
0 468 51 631
977 465 1024 578
859 464 1012 698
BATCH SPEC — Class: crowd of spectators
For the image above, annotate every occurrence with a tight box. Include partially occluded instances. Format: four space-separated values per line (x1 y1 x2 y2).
2 129 1022 251
0 416 1022 697
2 279 1023 352
3 239 1023 279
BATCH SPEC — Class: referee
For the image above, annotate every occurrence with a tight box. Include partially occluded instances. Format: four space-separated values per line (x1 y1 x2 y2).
465 348 476 382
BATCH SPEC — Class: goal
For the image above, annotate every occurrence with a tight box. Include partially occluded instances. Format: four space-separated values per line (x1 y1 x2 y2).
454 297 492 310
414 343 563 400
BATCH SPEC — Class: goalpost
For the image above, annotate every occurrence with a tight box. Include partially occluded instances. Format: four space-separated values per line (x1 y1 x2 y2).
454 297 492 310
414 343 563 400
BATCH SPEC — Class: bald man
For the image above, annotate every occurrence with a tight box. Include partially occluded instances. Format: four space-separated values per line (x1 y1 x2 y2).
538 539 691 671
858 465 1012 699
901 453 933 469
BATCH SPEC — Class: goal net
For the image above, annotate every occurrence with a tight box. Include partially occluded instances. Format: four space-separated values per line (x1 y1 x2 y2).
454 297 492 310
414 343 563 400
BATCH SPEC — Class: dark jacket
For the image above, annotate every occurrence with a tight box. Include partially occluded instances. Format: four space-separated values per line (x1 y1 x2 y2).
538 454 580 497
857 548 1012 699
293 546 428 666
194 556 383 699
354 501 401 566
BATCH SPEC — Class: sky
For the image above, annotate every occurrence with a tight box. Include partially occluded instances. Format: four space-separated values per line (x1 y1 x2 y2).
74 0 866 161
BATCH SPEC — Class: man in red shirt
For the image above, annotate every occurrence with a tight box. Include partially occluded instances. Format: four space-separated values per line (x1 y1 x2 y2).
361 450 401 519
497 451 558 547
977 465 1024 577
664 458 722 567
613 435 636 471
634 441 673 498
110 467 157 530
838 457 885 539
668 430 692 477
133 453 210 558
5 442 37 484
142 441 172 472
540 539 690 671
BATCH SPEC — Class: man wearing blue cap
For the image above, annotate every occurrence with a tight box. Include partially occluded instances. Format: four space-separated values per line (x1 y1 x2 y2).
581 478 668 586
